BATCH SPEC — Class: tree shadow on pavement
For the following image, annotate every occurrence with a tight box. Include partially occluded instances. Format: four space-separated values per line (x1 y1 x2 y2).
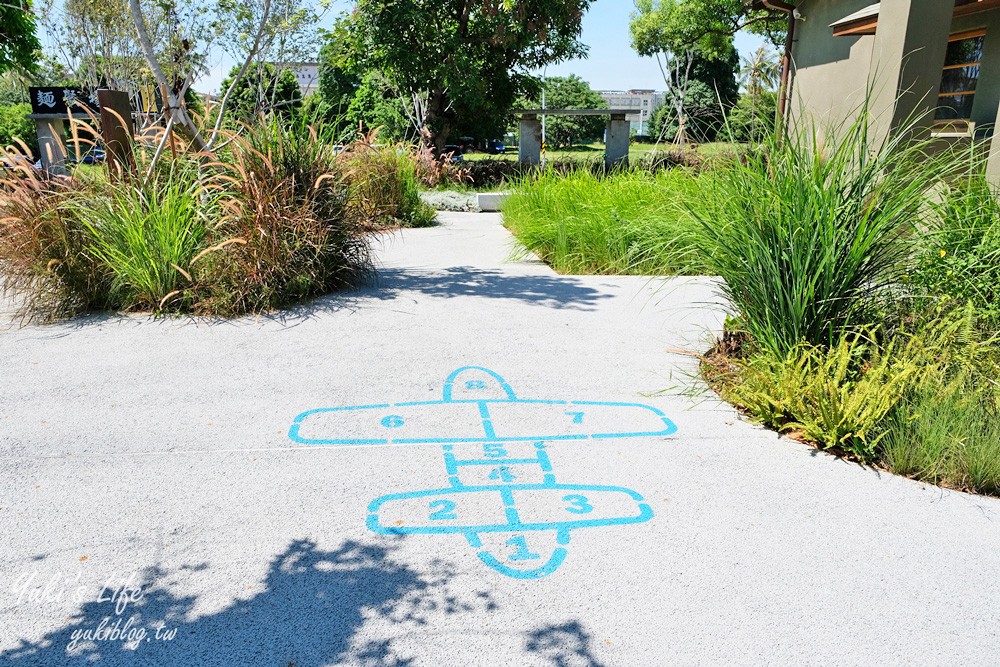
1 537 494 666
525 620 608 667
365 267 616 310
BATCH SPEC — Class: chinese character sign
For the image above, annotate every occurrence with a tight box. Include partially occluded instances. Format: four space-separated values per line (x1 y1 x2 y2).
29 87 100 115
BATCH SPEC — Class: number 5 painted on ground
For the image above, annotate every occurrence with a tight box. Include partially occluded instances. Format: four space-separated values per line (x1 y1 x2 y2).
566 411 584 424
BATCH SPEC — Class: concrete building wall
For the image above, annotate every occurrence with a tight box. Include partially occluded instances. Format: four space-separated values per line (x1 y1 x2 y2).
790 1 1000 134
788 0 877 130
598 89 665 134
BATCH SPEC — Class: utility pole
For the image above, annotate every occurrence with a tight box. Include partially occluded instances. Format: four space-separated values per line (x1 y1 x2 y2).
541 67 547 167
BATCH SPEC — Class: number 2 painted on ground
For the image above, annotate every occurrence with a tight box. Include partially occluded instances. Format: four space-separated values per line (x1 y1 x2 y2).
563 494 593 514
506 535 541 561
566 411 584 424
428 499 457 520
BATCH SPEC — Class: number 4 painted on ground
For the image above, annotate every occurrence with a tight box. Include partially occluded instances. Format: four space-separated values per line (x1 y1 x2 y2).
566 411 584 424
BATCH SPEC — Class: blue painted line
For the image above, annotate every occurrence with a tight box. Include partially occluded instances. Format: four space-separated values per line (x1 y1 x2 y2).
476 548 568 579
443 366 517 401
451 457 546 467
294 366 677 580
369 482 649 503
369 510 652 535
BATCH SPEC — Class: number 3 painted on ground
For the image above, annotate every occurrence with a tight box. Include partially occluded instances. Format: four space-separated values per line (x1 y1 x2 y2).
563 494 593 514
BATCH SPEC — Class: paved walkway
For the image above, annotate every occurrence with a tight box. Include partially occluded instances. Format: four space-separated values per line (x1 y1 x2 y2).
1 212 998 666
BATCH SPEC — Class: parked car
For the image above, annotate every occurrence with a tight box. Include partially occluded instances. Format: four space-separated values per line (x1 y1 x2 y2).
443 145 464 163
486 139 505 155
0 154 41 172
68 146 105 164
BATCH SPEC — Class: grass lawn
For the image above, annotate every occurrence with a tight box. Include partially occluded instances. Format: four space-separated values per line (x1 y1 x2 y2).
463 141 741 163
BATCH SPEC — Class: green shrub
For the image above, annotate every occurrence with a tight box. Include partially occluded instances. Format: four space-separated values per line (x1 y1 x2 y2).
341 137 436 229
0 103 36 154
908 171 1000 333
70 174 208 311
721 335 919 459
690 109 960 356
502 168 708 275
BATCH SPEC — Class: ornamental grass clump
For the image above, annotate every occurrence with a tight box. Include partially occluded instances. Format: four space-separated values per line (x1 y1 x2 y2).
0 162 104 321
502 167 708 275
193 120 372 316
690 109 962 356
340 131 436 229
69 172 209 312
908 170 1000 333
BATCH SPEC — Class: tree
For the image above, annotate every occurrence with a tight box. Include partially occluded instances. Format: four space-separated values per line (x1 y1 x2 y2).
516 75 607 148
344 72 409 142
632 1 739 144
727 89 777 142
629 0 787 58
740 45 779 102
0 103 37 153
316 15 360 115
0 1 41 75
219 62 301 122
350 0 593 152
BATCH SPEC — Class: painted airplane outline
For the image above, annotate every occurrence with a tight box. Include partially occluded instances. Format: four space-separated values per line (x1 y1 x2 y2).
288 366 677 579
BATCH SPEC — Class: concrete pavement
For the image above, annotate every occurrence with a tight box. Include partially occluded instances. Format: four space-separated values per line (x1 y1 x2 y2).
1 211 998 665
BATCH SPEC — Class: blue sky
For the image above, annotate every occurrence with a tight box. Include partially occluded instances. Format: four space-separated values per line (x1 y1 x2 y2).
196 0 772 94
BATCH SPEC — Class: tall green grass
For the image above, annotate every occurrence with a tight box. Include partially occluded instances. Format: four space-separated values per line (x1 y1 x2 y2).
689 112 961 356
70 175 208 311
882 379 1000 494
909 170 1000 332
502 168 709 275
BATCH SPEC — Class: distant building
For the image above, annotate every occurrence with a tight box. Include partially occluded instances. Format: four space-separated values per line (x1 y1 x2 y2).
598 89 666 134
286 62 320 96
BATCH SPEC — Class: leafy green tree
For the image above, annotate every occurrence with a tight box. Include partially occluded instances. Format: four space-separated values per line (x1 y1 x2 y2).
351 0 593 151
740 45 779 101
629 0 739 143
219 63 302 122
646 44 738 143
317 16 361 115
345 71 409 142
726 89 777 142
0 103 37 153
630 0 787 58
0 1 41 75
516 75 607 147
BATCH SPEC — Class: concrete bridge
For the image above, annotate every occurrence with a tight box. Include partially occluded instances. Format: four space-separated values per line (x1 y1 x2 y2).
512 108 640 167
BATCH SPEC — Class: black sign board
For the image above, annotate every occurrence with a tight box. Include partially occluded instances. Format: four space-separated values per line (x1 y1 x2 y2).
28 87 101 115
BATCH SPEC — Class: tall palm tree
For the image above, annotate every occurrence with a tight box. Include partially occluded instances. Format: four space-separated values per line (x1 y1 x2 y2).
739 46 779 102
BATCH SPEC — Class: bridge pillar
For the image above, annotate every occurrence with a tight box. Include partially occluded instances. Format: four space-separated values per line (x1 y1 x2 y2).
518 114 542 165
605 113 630 167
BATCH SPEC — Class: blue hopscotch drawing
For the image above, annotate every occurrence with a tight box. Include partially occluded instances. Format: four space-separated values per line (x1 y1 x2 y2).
288 366 678 579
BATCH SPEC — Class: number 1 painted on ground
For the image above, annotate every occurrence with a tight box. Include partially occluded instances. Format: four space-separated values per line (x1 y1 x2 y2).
506 535 540 561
